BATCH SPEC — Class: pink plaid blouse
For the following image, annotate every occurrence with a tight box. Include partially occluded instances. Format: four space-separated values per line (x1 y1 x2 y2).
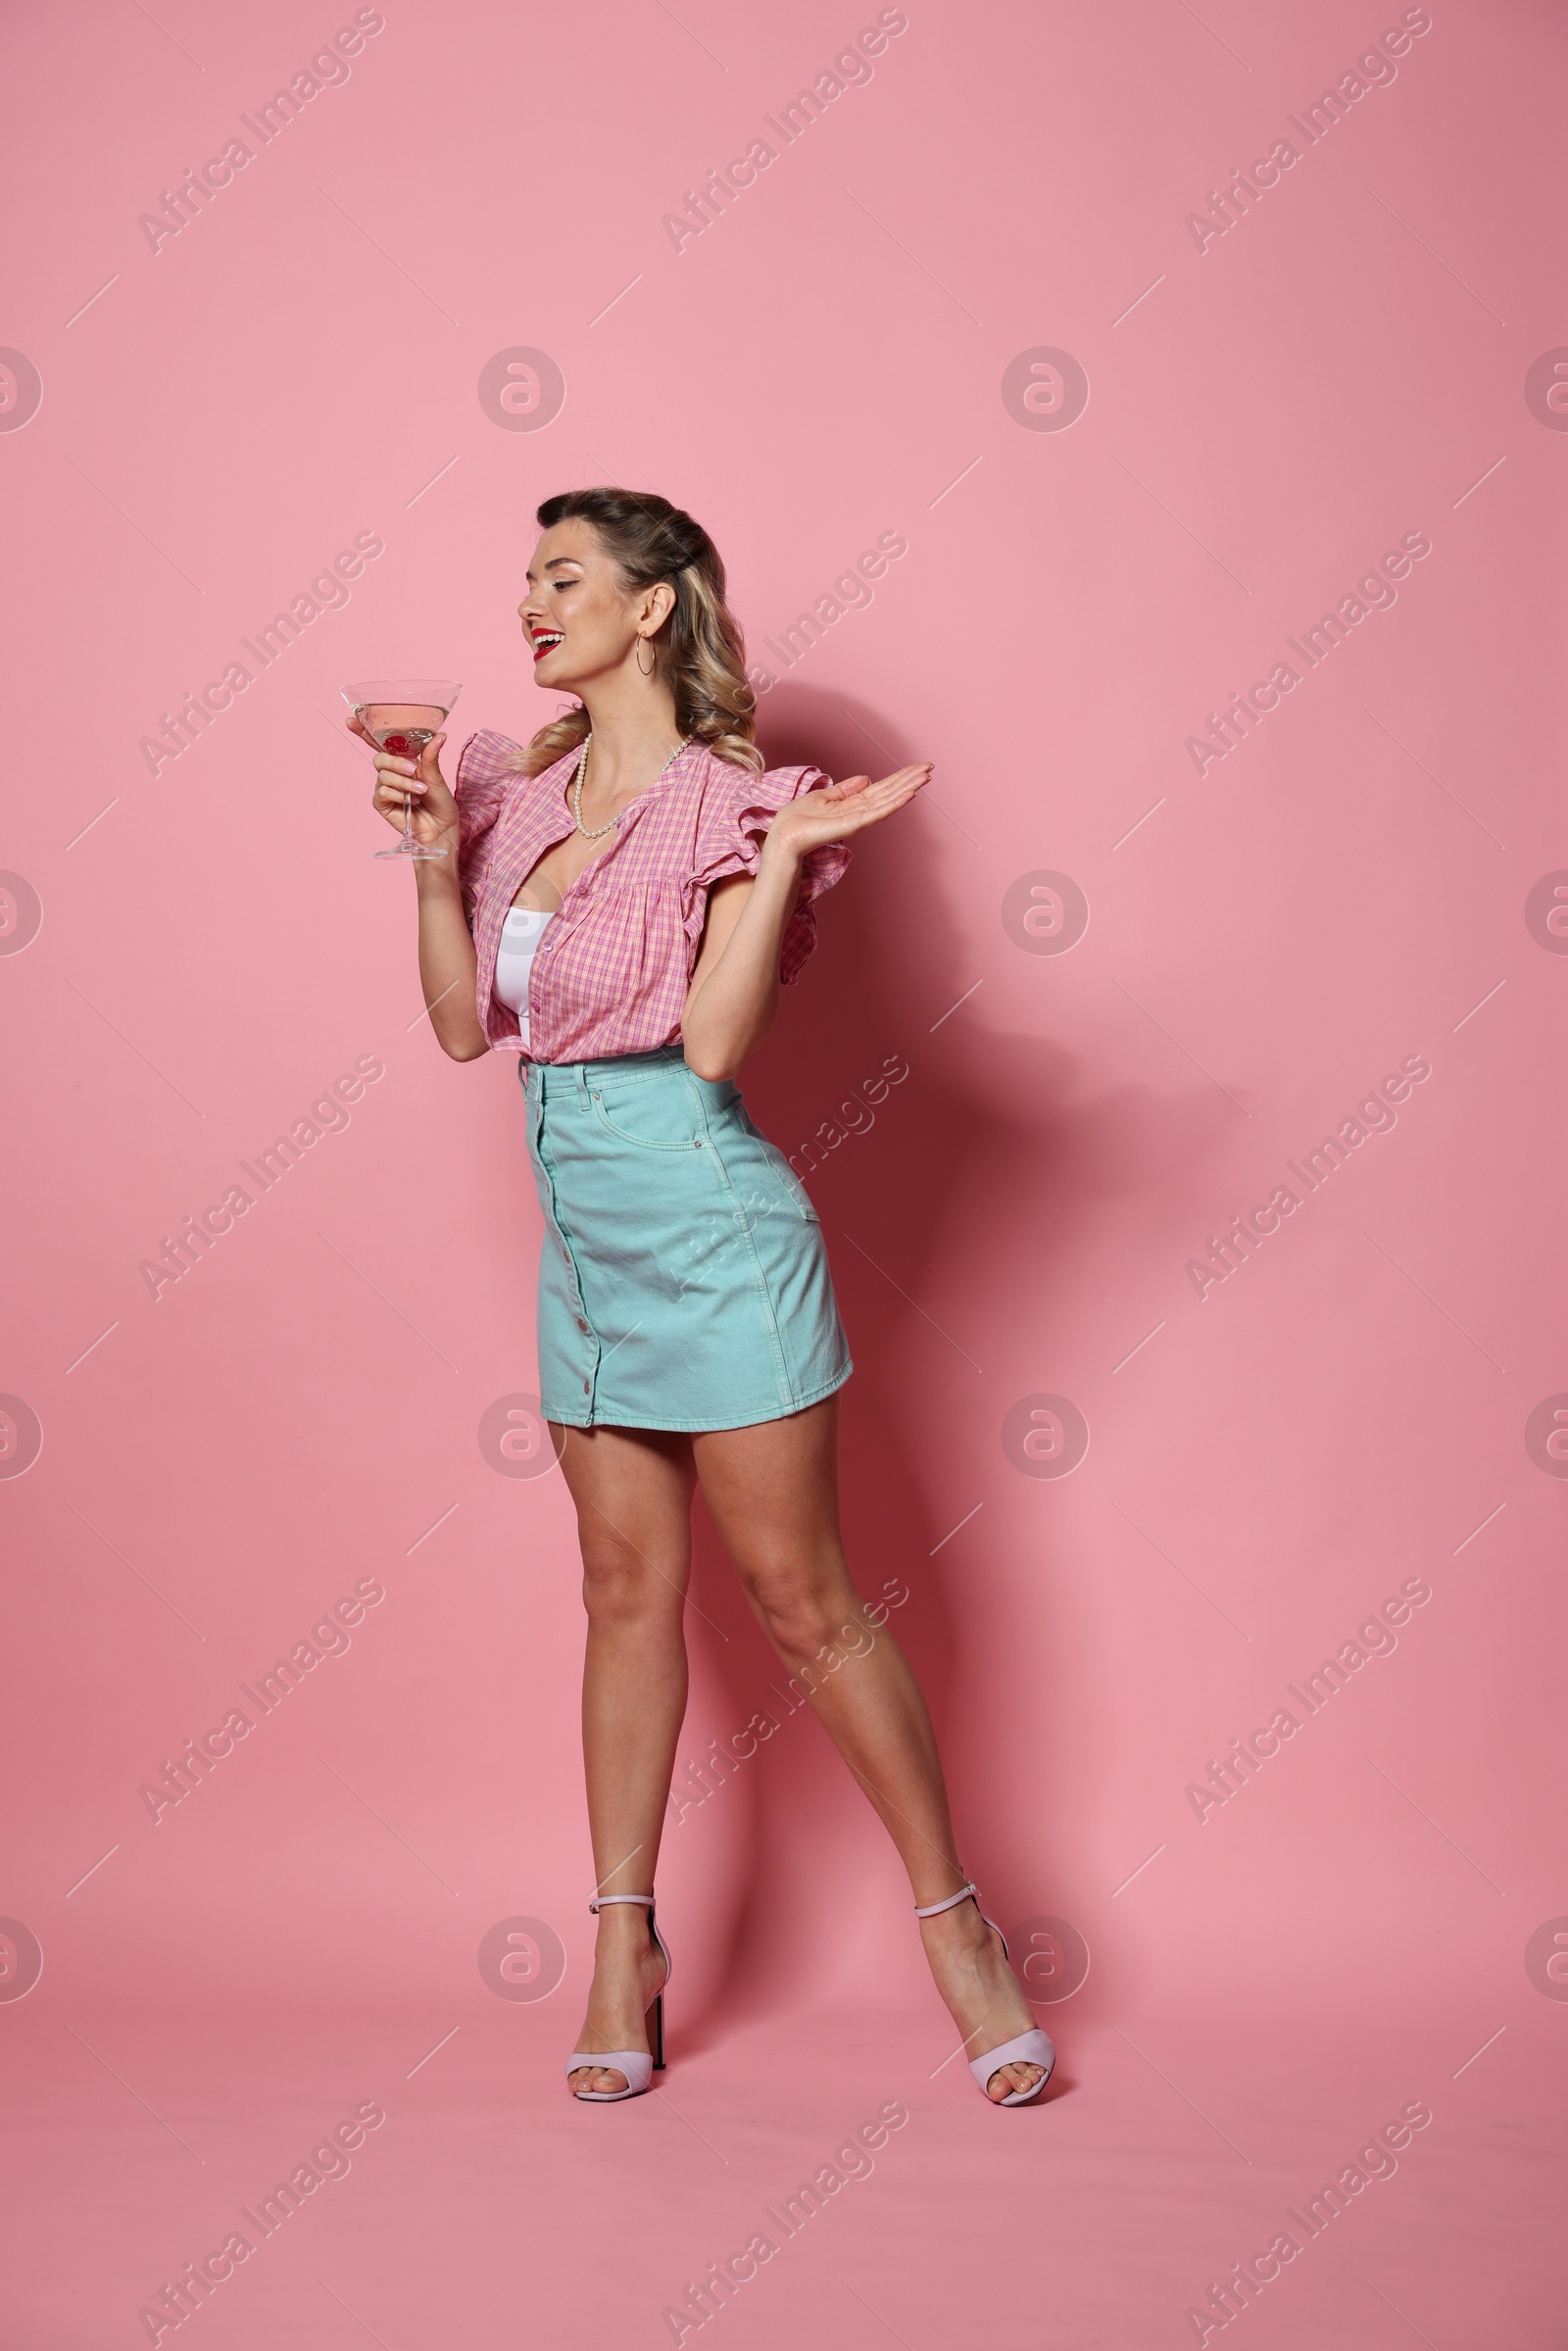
454 729 850 1062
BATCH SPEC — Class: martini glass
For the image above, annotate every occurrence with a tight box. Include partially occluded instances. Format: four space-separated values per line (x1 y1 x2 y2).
344 676 462 859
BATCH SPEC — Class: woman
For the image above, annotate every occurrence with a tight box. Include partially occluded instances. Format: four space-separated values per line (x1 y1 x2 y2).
357 488 1053 2108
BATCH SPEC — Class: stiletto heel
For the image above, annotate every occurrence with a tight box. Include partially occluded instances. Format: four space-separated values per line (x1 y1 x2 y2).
564 1892 671 2102
915 1880 1055 2107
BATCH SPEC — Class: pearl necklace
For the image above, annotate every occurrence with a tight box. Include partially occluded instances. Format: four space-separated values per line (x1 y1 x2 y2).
571 733 688 841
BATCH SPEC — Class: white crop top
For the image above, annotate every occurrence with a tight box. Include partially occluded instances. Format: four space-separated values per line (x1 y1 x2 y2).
492 905 556 1046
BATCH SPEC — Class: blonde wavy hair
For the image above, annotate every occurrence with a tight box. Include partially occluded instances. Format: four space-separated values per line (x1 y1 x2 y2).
517 487 763 777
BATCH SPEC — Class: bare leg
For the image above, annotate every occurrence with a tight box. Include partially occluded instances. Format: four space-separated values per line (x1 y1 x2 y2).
554 1420 695 2096
693 1397 1045 2101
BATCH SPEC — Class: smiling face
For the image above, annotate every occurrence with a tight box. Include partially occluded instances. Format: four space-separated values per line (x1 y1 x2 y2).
518 517 673 695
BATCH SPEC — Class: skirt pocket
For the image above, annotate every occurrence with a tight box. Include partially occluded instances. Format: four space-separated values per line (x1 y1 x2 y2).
589 1072 705 1152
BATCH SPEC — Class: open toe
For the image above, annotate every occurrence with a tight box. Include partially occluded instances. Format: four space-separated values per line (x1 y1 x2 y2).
915 1881 1056 2110
564 1892 671 2105
987 2059 1046 2103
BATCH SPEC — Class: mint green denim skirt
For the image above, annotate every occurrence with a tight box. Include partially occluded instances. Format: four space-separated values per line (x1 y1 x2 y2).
520 1047 853 1432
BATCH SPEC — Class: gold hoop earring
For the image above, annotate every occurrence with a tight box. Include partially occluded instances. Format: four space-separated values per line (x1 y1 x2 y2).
635 636 656 677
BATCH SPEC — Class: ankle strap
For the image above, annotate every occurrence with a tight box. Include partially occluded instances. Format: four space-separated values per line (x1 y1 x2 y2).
914 1880 978 1919
590 1892 655 1913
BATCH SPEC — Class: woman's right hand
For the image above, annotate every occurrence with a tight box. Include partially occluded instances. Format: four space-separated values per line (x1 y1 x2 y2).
350 715 460 856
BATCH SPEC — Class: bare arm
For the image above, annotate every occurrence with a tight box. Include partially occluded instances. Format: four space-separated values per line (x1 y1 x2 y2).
357 721 489 1062
411 857 487 1062
681 762 930 1081
681 866 790 1079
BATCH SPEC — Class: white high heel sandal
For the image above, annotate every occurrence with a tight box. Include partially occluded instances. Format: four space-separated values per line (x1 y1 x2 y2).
564 1892 671 2102
915 1881 1055 2106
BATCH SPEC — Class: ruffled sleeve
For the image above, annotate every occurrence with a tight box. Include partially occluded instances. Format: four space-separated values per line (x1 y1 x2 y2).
685 760 850 984
454 728 526 923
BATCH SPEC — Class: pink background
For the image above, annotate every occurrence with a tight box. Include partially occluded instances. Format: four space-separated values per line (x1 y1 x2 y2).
2 0 1565 2342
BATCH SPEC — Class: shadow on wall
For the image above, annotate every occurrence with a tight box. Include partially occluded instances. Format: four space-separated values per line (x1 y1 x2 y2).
668 682 1223 2039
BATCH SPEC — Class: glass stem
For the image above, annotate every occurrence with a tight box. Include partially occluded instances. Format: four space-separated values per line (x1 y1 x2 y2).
404 789 414 846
